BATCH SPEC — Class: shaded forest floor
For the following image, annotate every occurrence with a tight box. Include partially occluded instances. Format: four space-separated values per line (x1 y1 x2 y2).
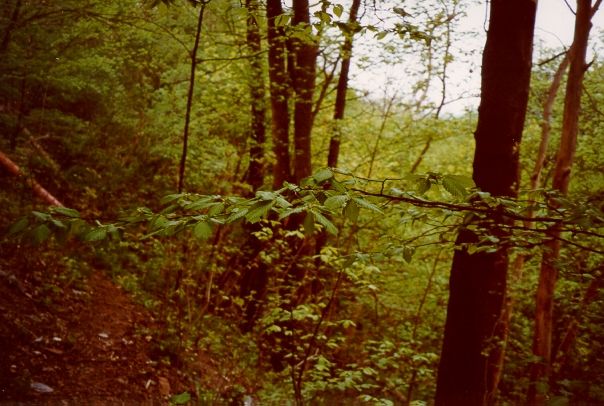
0 259 193 404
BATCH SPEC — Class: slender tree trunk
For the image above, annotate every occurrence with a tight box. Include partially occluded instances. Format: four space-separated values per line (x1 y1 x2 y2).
266 0 291 189
491 48 572 397
291 0 317 183
409 1 457 174
178 1 208 193
367 95 396 178
530 54 571 193
435 1 536 405
316 0 361 255
327 0 361 168
244 0 266 192
527 1 596 403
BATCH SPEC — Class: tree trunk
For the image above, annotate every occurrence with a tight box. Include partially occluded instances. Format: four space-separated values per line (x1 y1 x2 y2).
0 0 21 53
291 0 317 183
327 0 361 168
266 0 292 189
492 48 571 398
178 1 208 193
244 0 266 192
435 1 536 404
527 1 595 403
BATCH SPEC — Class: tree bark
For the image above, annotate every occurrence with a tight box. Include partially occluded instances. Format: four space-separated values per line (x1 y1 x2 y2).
244 0 266 192
327 0 361 168
527 1 595 403
435 1 536 404
291 0 317 183
266 0 292 189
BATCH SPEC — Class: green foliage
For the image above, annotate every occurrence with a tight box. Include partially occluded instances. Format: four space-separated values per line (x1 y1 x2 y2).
1 1 603 404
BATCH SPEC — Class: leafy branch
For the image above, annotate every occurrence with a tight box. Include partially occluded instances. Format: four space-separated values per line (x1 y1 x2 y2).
6 168 603 256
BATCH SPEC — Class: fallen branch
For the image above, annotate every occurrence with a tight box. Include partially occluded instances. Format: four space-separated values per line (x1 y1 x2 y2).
0 149 63 207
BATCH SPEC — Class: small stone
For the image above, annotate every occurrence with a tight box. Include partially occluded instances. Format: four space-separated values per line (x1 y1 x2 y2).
98 332 109 339
30 382 53 393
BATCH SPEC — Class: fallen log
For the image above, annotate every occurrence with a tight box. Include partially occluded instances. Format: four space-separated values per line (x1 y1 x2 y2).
0 149 63 207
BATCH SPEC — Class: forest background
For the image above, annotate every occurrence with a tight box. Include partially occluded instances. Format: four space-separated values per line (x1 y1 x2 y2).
0 0 603 404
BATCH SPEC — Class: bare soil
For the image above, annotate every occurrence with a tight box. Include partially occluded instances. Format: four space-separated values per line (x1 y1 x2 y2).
0 263 191 405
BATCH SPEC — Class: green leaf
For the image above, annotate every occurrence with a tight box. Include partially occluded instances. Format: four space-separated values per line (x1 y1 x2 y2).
416 178 431 195
442 175 470 197
256 191 275 201
32 211 51 221
352 197 383 213
274 196 292 208
69 219 89 237
83 227 107 242
275 14 290 27
193 221 212 240
160 193 184 205
183 196 216 210
207 203 225 216
52 207 80 218
149 215 169 231
313 168 334 183
170 391 191 405
32 224 51 244
314 211 338 235
344 200 360 222
50 218 67 229
278 205 307 220
324 194 348 211
446 174 475 188
333 4 344 17
376 31 388 40
226 208 249 223
245 202 274 223
8 217 28 235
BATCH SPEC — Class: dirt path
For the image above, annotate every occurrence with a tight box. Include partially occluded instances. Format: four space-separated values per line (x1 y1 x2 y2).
0 268 190 404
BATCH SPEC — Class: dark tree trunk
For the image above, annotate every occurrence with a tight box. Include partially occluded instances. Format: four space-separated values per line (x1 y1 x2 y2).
327 0 361 168
435 1 536 404
0 0 21 53
291 0 317 183
244 0 266 192
266 0 291 189
178 2 208 193
527 1 595 403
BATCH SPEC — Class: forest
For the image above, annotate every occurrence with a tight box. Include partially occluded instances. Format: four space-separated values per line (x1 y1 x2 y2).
0 0 603 404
